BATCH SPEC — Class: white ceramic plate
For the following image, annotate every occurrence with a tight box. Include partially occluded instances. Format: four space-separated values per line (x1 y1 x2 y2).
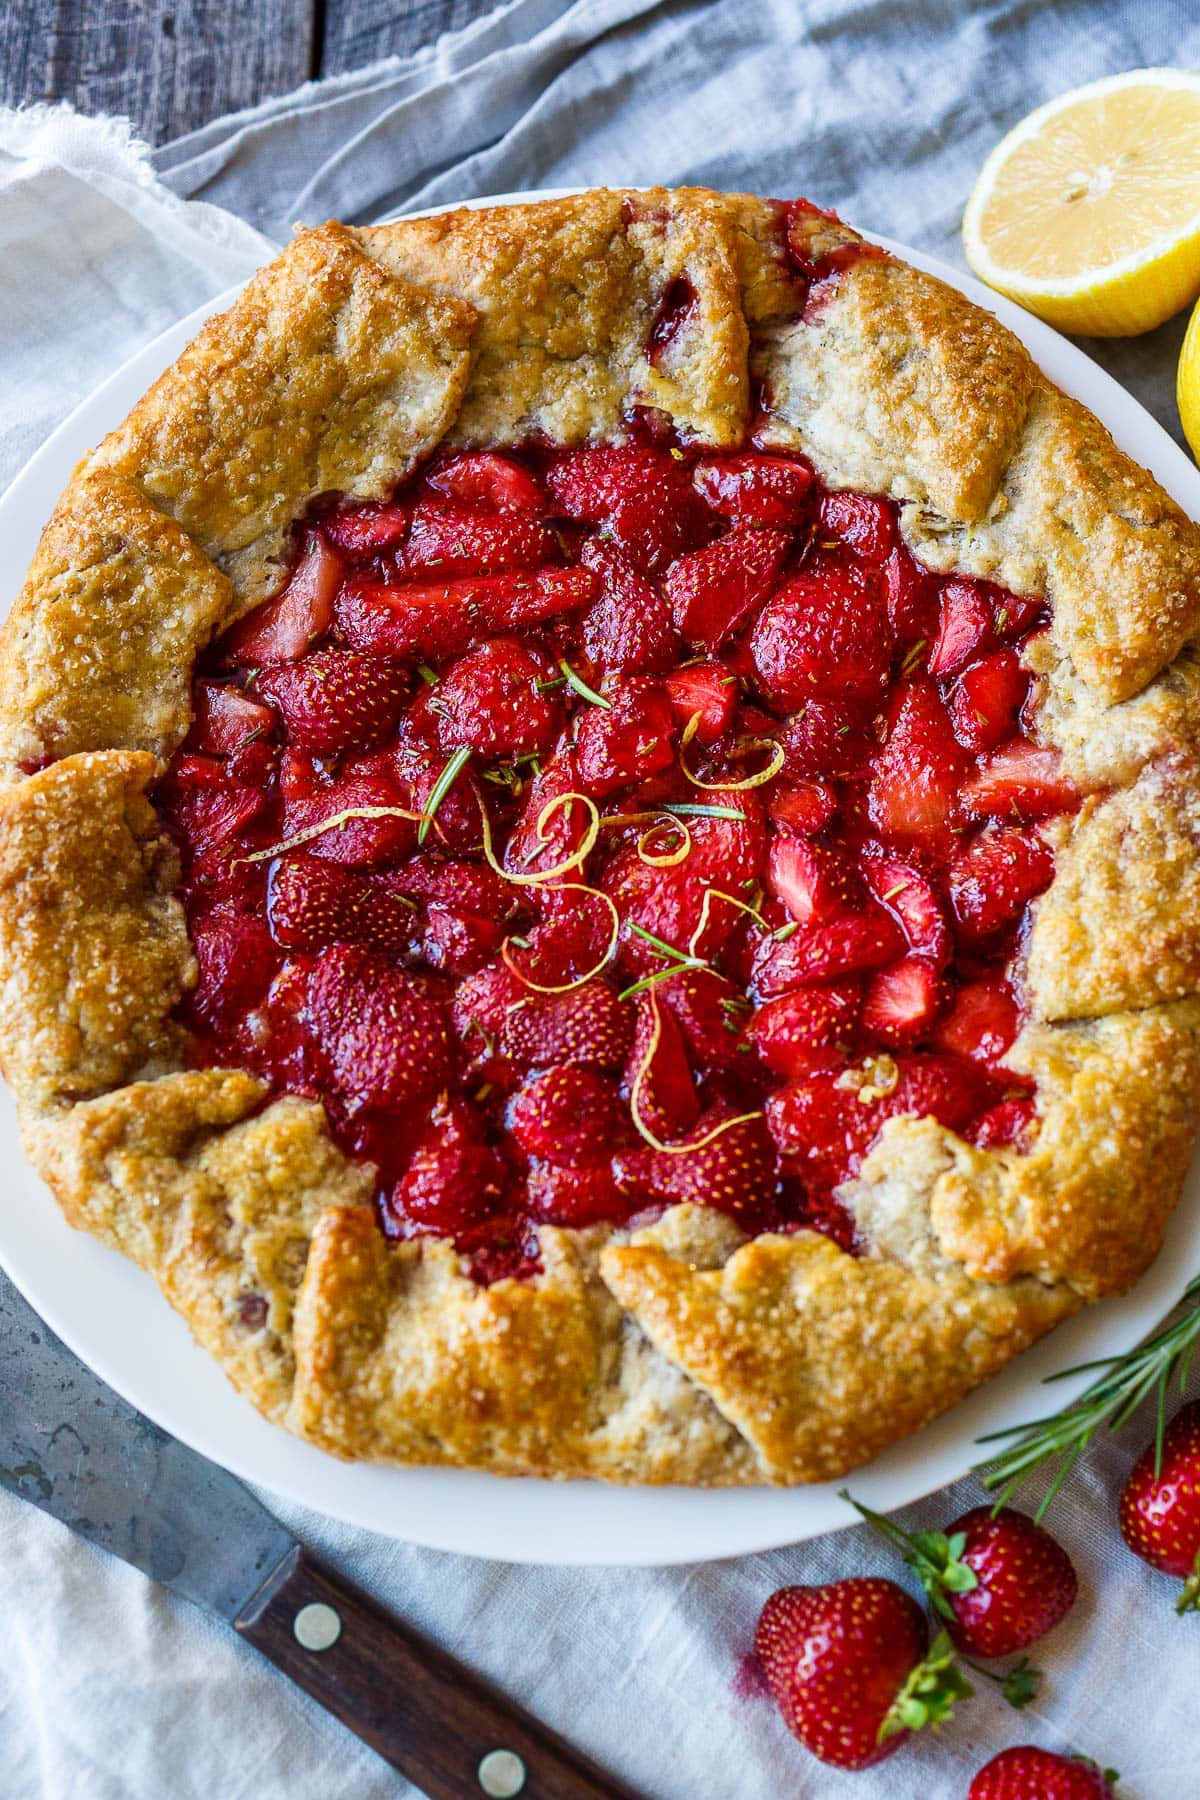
2 193 1199 1566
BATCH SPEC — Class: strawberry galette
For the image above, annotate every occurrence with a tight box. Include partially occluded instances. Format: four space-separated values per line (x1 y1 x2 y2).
4 189 1200 1486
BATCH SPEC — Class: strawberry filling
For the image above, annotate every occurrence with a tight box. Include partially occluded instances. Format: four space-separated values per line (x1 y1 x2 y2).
159 425 1079 1281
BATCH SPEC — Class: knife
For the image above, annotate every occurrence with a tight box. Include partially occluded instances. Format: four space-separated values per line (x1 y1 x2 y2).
0 1271 642 1800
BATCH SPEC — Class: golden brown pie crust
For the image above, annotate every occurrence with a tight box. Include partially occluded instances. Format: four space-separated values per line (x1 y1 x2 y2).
3 188 1200 1486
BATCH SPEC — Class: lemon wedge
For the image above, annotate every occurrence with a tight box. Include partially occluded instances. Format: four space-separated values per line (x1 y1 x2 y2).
963 69 1200 337
1179 293 1200 461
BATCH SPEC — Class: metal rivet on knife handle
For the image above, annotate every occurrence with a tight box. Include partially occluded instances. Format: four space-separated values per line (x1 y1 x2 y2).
293 1601 342 1651
477 1748 527 1796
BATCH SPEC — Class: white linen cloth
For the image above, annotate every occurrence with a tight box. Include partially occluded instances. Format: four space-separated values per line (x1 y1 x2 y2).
4 4 1200 1793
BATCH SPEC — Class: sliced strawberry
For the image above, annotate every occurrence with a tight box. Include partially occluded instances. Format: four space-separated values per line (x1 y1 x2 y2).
377 854 510 920
321 501 409 554
666 525 792 648
526 1160 630 1227
928 578 995 677
614 1107 778 1226
752 905 906 996
335 567 596 661
506 899 614 989
692 453 814 526
424 452 547 514
508 1065 625 1164
255 649 408 755
420 906 505 976
817 492 895 563
950 826 1055 939
393 1102 511 1234
656 967 749 1073
663 660 737 742
861 849 951 966
861 957 946 1048
157 755 264 860
780 698 871 781
604 474 712 575
883 539 939 647
404 502 559 576
304 944 457 1111
949 649 1030 753
281 760 416 866
500 978 634 1072
992 590 1047 640
934 975 1019 1067
747 984 861 1079
221 537 341 664
751 567 892 708
545 446 682 520
769 779 838 837
186 682 275 757
578 538 677 675
266 854 418 954
768 837 862 926
866 677 971 860
186 906 279 1031
624 994 700 1139
575 680 676 795
452 962 525 1072
435 638 561 758
971 1097 1036 1151
605 801 767 974
960 738 1080 822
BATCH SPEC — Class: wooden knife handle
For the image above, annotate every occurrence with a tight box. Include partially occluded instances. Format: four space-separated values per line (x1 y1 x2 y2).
234 1546 643 1800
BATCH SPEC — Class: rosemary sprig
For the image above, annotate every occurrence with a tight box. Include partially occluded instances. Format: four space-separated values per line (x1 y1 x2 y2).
558 658 611 709
418 745 472 846
973 1273 1200 1518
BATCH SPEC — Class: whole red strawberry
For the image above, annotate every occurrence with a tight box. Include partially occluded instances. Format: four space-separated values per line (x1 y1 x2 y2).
753 1576 970 1771
968 1746 1117 1799
1119 1398 1200 1609
846 1493 1076 1665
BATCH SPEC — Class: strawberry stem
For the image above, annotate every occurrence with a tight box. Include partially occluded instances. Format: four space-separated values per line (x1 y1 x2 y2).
841 1489 979 1620
1176 1550 1200 1616
878 1631 972 1743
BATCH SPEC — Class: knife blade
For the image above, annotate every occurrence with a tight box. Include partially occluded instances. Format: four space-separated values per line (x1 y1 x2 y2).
0 1271 642 1800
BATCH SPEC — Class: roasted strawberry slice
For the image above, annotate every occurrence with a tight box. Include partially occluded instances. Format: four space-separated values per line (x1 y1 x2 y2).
544 446 682 519
663 660 737 742
971 1097 1036 1151
624 994 700 1139
321 501 409 554
393 1101 511 1234
500 979 634 1072
614 1107 778 1226
452 962 524 1075
580 538 677 674
305 944 457 1112
267 854 418 955
419 907 505 977
281 758 417 866
187 682 275 757
817 492 895 563
526 1161 630 1227
335 567 596 661
769 779 839 837
435 638 561 758
157 755 264 860
861 848 951 966
666 525 792 648
768 837 862 926
605 802 767 974
933 975 1020 1066
605 475 712 575
656 967 749 1073
866 677 971 860
948 649 1029 752
928 578 996 677
502 751 591 882
692 453 814 526
404 502 559 577
508 1065 625 1164
424 452 548 514
255 649 408 756
780 698 871 781
747 983 861 1079
883 539 939 647
575 680 676 795
861 957 946 1048
751 567 892 708
960 738 1080 822
950 825 1055 939
379 854 511 920
186 907 279 1032
221 537 341 664
753 905 906 996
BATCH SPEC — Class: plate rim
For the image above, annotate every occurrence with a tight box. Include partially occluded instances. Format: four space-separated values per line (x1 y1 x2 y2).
2 189 1199 1566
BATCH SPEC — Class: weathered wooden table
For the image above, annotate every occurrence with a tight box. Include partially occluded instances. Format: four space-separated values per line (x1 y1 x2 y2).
2 0 498 144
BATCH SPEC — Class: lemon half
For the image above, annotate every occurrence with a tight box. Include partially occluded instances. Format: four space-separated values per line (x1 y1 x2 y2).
963 68 1200 337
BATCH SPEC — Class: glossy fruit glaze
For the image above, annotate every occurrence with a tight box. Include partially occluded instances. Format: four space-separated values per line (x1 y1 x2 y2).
160 228 1081 1283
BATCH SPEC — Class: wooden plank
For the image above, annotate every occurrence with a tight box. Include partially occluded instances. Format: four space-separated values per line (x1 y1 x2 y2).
0 0 316 143
319 0 500 74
